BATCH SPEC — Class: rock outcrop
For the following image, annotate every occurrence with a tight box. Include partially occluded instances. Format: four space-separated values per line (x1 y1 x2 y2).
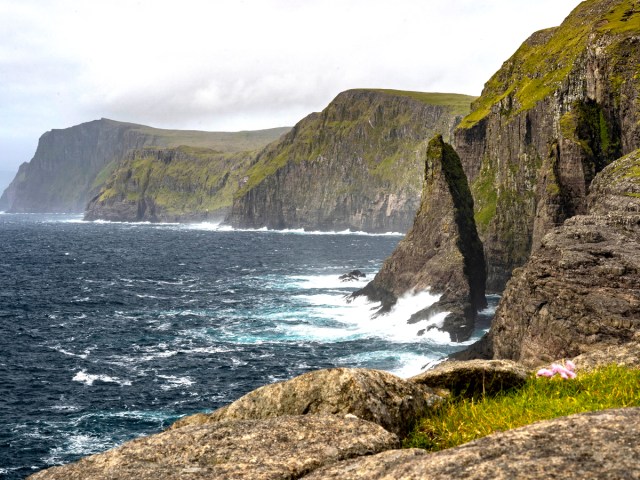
84 146 254 222
410 359 529 397
454 0 640 291
355 135 486 341
171 368 440 439
0 118 288 214
228 89 475 233
303 408 640 480
28 414 399 480
571 332 640 370
476 149 640 367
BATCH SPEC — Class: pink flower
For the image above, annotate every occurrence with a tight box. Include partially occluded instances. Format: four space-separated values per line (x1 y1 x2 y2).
536 361 577 379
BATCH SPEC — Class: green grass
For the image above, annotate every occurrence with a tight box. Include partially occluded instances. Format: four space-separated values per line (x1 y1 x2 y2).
458 0 640 129
98 118 290 153
404 365 640 452
367 90 477 116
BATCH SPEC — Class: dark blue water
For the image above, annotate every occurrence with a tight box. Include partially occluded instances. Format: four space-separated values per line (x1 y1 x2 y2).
0 214 494 478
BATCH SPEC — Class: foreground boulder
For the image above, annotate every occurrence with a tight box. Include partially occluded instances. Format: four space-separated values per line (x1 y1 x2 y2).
172 368 440 438
303 408 640 479
410 359 529 397
29 414 399 480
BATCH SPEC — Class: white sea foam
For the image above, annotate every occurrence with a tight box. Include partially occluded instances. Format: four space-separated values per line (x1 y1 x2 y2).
72 370 131 386
158 375 195 390
272 289 450 344
54 347 90 359
289 274 370 290
179 222 404 236
338 350 444 378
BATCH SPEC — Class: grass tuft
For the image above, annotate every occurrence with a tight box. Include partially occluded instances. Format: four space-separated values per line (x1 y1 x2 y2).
404 365 640 452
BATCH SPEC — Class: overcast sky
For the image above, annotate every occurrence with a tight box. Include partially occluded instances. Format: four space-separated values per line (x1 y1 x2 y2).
1 0 580 174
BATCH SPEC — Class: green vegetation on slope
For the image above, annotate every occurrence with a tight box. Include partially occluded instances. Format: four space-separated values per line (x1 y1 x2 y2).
459 0 640 129
94 145 254 218
101 118 291 152
367 90 477 116
404 365 640 452
235 89 473 199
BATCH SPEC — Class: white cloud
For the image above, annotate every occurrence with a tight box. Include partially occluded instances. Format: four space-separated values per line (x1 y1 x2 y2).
0 0 579 171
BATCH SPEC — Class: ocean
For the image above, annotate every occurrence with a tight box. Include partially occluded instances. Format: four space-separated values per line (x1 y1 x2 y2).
0 213 495 478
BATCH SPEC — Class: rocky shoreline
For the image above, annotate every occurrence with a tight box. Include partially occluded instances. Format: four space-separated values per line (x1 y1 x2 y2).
29 348 640 479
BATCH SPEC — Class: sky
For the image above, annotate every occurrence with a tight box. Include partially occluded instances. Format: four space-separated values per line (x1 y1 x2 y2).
1 0 581 174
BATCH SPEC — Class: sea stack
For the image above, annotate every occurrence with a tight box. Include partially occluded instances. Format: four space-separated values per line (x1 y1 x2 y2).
356 134 486 341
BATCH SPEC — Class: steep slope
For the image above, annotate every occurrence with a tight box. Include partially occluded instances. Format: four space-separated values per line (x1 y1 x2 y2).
0 118 289 213
478 148 640 367
454 0 640 291
228 89 475 233
84 146 254 222
356 135 486 341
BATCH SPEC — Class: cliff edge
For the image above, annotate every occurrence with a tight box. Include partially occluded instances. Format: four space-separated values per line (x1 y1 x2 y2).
469 148 640 367
228 89 475 233
455 0 640 291
0 119 289 214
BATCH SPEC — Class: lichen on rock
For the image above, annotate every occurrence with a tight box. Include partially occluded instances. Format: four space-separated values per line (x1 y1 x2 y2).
28 415 399 480
171 367 441 439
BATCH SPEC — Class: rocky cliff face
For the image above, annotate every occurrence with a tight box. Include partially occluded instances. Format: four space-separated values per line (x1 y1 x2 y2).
454 0 640 291
228 89 475 233
480 148 640 367
84 146 254 222
356 135 486 341
0 118 288 213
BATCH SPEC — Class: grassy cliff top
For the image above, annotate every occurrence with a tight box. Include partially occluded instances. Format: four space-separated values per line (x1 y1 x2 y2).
459 0 640 129
95 118 291 153
347 89 477 116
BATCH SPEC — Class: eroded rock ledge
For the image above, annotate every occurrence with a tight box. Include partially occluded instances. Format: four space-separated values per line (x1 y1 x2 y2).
466 149 640 367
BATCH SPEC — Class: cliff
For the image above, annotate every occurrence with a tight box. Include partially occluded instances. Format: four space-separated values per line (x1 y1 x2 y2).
84 146 254 222
356 135 486 341
0 118 289 213
454 0 640 291
473 148 640 367
228 89 475 233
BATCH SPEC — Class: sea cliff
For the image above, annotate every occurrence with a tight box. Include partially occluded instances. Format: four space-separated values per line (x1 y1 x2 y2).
228 89 475 233
84 146 255 222
355 135 486 342
454 0 640 291
0 119 288 214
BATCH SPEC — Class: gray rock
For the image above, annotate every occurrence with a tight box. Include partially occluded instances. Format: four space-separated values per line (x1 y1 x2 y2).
571 334 640 371
474 150 640 367
302 449 428 479
303 408 640 479
354 135 486 342
410 359 529 397
171 368 440 438
28 414 399 480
